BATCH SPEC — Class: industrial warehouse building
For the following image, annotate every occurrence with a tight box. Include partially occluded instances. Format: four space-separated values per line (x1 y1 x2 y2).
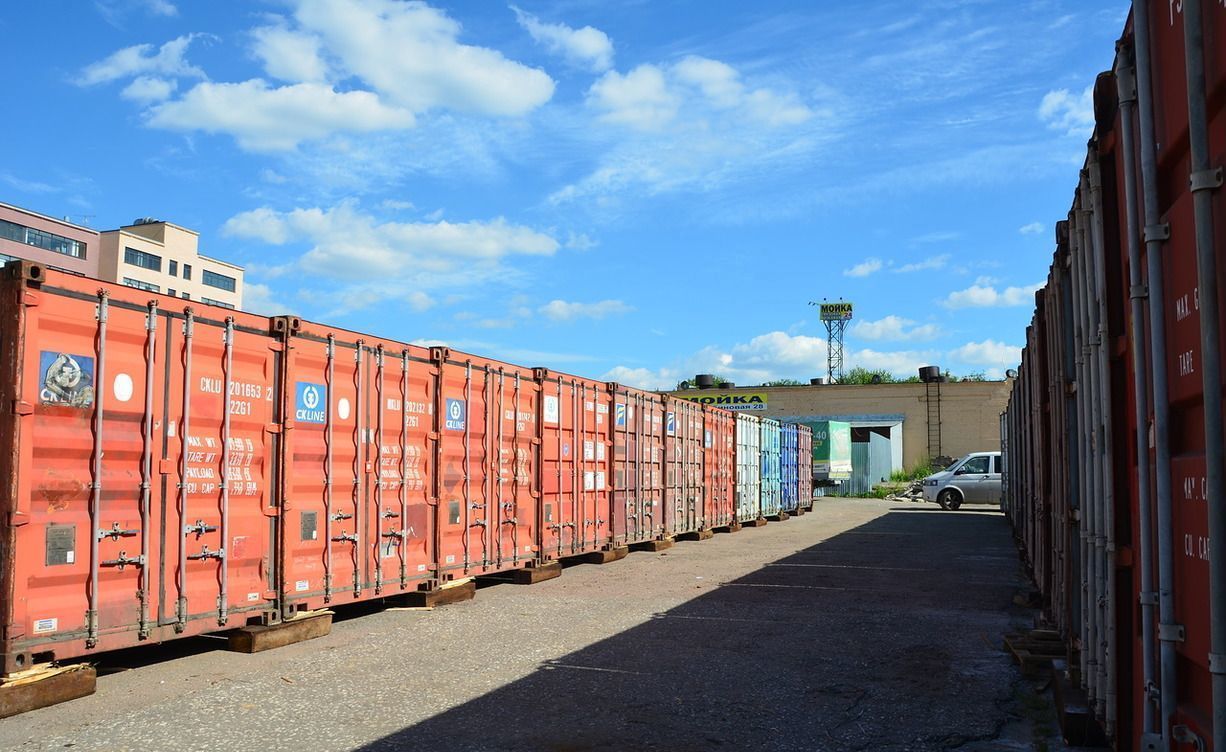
667 379 1011 470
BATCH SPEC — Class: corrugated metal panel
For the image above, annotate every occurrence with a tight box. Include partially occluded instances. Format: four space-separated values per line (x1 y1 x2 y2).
846 434 892 497
735 414 761 521
759 418 782 517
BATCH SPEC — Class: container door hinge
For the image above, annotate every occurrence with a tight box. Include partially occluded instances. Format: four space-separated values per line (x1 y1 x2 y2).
1138 591 1158 606
11 400 33 416
1209 652 1226 675
21 291 40 307
1189 167 1223 193
159 458 174 475
1172 725 1205 751
1158 622 1186 643
1144 223 1170 242
1139 733 1164 751
265 423 283 435
1129 284 1148 300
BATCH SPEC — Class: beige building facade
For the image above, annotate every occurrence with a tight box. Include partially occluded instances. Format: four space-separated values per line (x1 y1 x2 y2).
667 380 1012 470
99 219 244 310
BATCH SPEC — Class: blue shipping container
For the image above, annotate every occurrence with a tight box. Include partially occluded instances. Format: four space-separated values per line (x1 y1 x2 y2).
779 422 799 512
759 418 782 517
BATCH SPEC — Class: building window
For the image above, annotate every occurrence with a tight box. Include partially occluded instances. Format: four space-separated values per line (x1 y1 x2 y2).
183 264 192 280
168 288 176 297
202 297 236 310
202 270 237 292
122 277 160 293
124 247 162 272
0 219 86 259
169 260 178 276
181 292 190 299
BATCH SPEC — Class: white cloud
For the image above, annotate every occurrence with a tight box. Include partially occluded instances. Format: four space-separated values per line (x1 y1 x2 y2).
147 80 414 151
511 6 613 72
252 24 330 83
943 280 1043 308
605 329 946 390
847 348 940 376
77 34 207 86
144 0 177 16
852 315 941 341
222 201 559 286
601 365 678 391
588 55 812 133
291 0 554 116
1039 84 1094 137
588 65 679 130
564 232 597 251
843 258 884 277
949 339 1022 368
539 299 633 321
119 76 177 103
893 254 950 273
1018 221 1044 235
406 291 434 312
260 169 288 184
241 283 286 316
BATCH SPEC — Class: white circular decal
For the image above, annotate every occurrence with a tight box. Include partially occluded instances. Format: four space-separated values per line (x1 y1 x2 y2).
113 373 134 403
338 398 351 420
449 401 462 419
302 385 320 409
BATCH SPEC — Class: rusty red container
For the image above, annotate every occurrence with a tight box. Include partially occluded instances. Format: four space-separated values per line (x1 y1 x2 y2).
275 319 438 614
0 262 280 672
608 382 665 545
432 349 539 576
661 396 704 536
1002 4 1226 747
536 369 611 559
797 424 813 510
701 405 736 530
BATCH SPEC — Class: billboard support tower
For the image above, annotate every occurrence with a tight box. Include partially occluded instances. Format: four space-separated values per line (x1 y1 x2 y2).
812 300 853 384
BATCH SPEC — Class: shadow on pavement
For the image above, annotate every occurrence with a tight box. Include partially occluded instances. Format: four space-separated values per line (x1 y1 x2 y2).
356 507 1028 752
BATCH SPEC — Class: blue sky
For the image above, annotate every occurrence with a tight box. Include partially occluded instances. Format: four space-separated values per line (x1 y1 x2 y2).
2 0 1127 388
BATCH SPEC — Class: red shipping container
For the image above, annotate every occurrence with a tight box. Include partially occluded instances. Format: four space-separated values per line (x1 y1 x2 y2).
702 405 736 530
536 369 611 560
662 396 704 536
608 383 666 545
433 349 539 576
797 424 813 510
275 319 437 613
0 263 279 672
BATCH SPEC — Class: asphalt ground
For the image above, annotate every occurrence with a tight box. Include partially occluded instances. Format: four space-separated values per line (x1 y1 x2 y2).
0 498 1062 752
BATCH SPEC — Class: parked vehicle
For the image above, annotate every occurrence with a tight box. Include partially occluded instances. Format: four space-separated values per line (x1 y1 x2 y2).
922 452 1002 510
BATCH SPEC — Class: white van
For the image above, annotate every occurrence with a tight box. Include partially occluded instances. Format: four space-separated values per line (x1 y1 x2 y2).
921 452 1002 510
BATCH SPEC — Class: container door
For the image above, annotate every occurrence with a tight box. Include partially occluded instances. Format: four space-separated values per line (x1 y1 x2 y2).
539 376 581 559
487 366 537 567
6 290 281 669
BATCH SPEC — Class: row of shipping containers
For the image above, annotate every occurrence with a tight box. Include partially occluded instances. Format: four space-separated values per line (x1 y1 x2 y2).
0 263 817 675
1001 3 1225 749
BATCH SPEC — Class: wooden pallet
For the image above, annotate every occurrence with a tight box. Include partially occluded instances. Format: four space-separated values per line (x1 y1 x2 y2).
503 561 562 584
766 512 790 522
740 518 768 528
0 664 96 718
714 522 743 533
576 546 630 564
1003 631 1066 677
400 578 477 608
228 609 334 654
629 537 674 552
677 529 714 542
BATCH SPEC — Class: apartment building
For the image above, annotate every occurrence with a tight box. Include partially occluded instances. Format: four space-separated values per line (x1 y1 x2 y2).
99 218 244 310
0 202 100 277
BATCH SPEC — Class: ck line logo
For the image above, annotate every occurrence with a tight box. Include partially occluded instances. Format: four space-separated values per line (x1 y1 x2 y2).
444 398 466 431
295 383 327 424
